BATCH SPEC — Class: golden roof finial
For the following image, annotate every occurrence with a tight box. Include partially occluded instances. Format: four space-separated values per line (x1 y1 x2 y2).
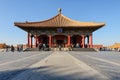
58 8 62 14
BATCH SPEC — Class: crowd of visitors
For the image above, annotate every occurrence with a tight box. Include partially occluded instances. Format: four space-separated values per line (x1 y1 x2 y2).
38 43 49 51
5 44 23 52
17 45 23 52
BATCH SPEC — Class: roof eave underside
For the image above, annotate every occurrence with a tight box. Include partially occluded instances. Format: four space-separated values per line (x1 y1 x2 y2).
15 23 105 28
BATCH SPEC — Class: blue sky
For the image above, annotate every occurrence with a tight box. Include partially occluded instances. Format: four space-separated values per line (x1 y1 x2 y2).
0 0 120 46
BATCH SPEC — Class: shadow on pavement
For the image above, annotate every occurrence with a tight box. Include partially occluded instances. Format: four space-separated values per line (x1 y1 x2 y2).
0 65 119 80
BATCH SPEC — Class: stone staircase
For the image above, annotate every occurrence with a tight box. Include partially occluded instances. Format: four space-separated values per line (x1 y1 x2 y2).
23 48 49 51
24 48 97 52
72 48 97 52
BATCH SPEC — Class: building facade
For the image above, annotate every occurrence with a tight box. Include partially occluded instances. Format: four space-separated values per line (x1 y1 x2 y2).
14 9 105 49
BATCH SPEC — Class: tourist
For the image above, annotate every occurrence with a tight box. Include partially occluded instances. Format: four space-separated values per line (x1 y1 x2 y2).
58 45 61 51
17 46 19 52
76 43 80 48
20 45 23 51
6 45 9 52
38 43 42 51
42 43 46 51
11 45 15 52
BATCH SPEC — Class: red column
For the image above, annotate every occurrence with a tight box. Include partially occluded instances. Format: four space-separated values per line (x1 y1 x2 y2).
89 34 93 48
28 33 30 48
35 35 38 48
29 35 31 48
87 36 89 48
68 35 70 47
30 36 32 48
82 35 85 48
49 35 52 48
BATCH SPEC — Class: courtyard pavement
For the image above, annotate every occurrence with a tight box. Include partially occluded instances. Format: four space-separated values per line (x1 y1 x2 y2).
0 51 120 80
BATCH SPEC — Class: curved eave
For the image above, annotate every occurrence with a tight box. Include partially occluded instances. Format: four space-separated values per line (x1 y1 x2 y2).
14 22 105 28
14 13 105 29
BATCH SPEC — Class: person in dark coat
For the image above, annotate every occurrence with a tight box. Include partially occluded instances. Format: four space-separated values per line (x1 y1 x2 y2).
11 45 15 52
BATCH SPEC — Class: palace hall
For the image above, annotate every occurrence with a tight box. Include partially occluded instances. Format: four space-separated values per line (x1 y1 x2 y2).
14 9 105 50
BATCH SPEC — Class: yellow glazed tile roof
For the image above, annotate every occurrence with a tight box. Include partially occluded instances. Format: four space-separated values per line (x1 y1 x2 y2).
14 13 105 28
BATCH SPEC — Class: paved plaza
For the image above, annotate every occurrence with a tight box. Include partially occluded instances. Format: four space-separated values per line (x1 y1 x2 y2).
0 51 120 80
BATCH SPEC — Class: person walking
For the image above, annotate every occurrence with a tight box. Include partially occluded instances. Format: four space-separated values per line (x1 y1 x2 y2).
11 45 15 52
58 45 61 51
38 43 42 51
42 43 46 51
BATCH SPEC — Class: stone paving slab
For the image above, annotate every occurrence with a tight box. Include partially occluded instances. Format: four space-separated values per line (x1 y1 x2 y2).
0 51 52 80
11 51 109 80
69 51 120 80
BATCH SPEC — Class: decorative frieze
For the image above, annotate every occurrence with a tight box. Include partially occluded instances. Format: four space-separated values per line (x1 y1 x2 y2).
28 28 92 37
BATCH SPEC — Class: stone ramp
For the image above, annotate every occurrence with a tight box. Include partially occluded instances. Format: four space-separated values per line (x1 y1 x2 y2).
11 51 109 80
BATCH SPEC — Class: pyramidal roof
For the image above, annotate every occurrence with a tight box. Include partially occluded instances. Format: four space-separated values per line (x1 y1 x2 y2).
14 10 105 28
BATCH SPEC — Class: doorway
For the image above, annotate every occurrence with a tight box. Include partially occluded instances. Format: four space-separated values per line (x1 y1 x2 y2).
57 40 63 45
71 35 82 48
